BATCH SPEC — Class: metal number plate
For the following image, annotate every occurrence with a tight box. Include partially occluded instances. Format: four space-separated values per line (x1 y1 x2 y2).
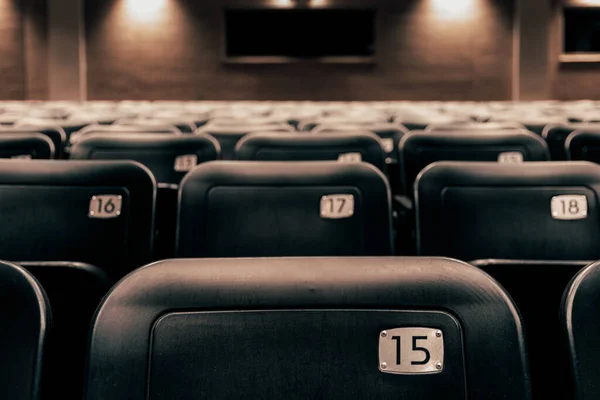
551 195 588 220
381 138 395 154
89 195 122 219
498 152 524 164
338 152 362 163
174 154 198 172
11 154 32 160
379 328 444 375
320 194 354 219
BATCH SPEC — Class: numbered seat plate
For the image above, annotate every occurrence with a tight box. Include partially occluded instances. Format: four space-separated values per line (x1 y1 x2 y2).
338 152 362 163
551 195 588 220
379 327 444 375
320 194 354 219
174 154 198 172
498 152 524 164
89 195 123 219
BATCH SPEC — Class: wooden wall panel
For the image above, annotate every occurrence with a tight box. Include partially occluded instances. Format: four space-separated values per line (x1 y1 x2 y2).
0 0 25 100
86 0 515 101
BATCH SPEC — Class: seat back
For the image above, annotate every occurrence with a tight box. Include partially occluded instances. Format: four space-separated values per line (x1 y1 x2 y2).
562 261 600 400
542 124 600 161
0 160 155 279
198 124 295 160
566 129 600 164
0 126 66 158
85 257 531 400
0 260 50 400
21 262 110 400
416 161 600 260
312 123 407 163
71 133 220 185
235 131 386 171
177 161 393 257
0 133 54 159
400 130 550 194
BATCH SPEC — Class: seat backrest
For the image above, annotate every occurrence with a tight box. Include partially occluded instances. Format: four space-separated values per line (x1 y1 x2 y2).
542 124 600 161
198 124 295 160
0 260 50 400
400 129 550 195
0 160 155 279
416 161 600 260
235 132 386 171
71 133 221 185
473 259 590 400
0 126 66 158
566 129 600 164
85 257 531 400
115 118 196 133
425 122 525 131
0 133 54 159
177 161 393 257
20 262 110 400
70 125 180 147
562 260 600 400
312 123 407 163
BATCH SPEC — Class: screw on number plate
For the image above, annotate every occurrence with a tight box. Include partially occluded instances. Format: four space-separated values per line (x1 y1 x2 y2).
381 331 387 338
381 362 388 370
436 330 442 338
436 363 442 370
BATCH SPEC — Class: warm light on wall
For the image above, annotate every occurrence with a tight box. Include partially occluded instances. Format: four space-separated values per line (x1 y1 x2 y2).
430 0 476 20
271 0 294 7
125 0 167 22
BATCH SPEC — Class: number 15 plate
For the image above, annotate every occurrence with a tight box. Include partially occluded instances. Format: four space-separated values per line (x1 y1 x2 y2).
379 327 444 375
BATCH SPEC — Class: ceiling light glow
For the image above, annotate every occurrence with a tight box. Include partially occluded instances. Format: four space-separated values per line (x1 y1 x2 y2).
125 0 166 22
430 0 476 20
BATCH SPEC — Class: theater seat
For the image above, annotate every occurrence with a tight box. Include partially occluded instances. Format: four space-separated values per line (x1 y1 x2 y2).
235 131 386 171
416 161 600 261
566 129 600 164
20 262 110 400
177 161 393 257
0 126 66 159
69 125 180 148
399 129 550 196
542 124 600 161
0 160 155 280
71 133 220 259
197 124 295 160
562 261 600 400
0 260 50 400
0 133 55 159
70 133 220 184
85 257 531 400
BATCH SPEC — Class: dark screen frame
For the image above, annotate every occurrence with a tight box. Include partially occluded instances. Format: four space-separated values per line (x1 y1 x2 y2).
221 6 377 64
560 4 600 63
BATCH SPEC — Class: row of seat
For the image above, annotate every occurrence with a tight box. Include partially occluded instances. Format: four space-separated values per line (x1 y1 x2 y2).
4 159 600 274
6 125 600 187
5 257 600 400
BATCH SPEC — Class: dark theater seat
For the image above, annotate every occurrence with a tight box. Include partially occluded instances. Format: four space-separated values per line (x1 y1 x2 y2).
235 131 386 171
177 161 393 257
562 261 600 400
0 260 50 400
0 160 155 280
416 161 600 261
85 257 531 400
